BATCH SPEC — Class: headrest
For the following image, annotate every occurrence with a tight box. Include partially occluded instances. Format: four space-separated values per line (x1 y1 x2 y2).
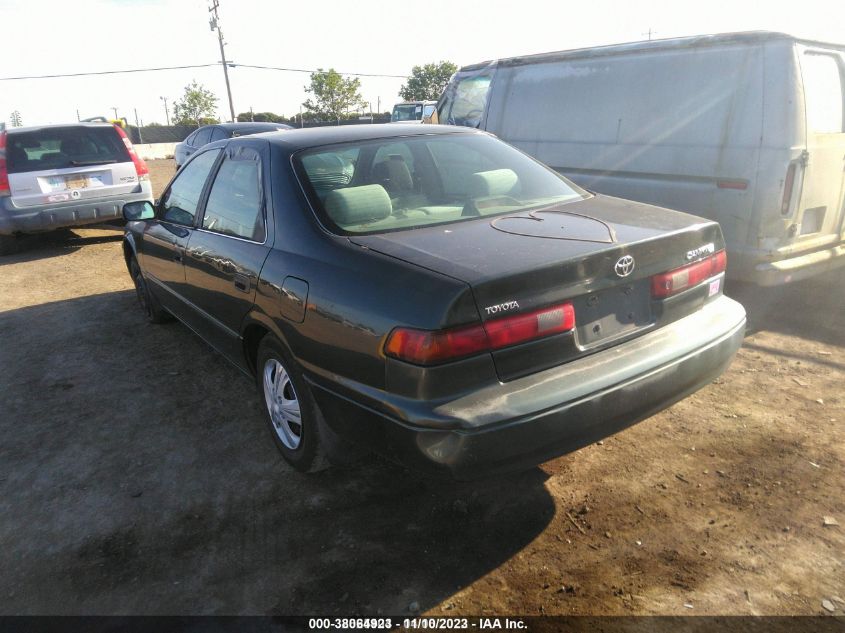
325 185 392 226
468 169 519 197
374 155 414 192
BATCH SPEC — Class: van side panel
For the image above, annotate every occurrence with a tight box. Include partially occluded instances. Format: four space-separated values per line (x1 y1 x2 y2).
485 45 765 251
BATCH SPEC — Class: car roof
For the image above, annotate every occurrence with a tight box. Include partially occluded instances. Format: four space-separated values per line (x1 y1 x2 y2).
251 123 480 151
6 122 117 134
459 30 845 71
212 122 292 130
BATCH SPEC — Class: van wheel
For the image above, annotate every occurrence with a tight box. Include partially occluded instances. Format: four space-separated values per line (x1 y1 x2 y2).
0 234 20 256
129 256 170 323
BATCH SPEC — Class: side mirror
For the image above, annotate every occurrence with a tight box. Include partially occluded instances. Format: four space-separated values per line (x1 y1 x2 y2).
123 201 155 221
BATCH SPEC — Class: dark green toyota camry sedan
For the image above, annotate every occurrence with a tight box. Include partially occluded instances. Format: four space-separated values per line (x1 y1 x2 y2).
121 124 746 479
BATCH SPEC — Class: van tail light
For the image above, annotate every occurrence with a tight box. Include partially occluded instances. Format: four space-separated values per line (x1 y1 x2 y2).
0 131 9 197
651 250 727 298
384 302 576 365
113 125 150 181
781 163 797 216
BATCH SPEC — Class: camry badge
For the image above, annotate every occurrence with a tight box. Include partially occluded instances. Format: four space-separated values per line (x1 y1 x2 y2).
686 243 716 261
615 255 635 277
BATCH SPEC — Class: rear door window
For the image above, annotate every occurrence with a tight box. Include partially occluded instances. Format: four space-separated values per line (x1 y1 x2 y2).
194 127 213 147
201 157 264 241
802 52 845 133
5 126 130 174
209 127 228 142
160 149 221 225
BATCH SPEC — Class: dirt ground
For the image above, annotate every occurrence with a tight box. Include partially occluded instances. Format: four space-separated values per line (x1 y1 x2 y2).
0 159 842 616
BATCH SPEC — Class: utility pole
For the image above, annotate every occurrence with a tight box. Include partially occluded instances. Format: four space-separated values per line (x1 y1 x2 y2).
134 108 143 143
642 28 657 41
209 0 235 122
160 96 171 125
111 107 119 120
76 109 81 122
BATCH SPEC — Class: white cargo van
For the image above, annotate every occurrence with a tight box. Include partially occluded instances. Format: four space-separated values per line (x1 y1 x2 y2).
433 32 845 285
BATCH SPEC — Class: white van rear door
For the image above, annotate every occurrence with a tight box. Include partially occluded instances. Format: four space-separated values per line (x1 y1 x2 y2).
796 49 845 241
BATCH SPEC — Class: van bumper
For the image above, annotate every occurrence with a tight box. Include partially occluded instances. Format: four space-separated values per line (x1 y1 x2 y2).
729 242 845 286
0 182 153 235
309 296 746 479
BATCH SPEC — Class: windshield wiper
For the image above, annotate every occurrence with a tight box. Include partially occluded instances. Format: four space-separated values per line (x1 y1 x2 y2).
70 159 117 166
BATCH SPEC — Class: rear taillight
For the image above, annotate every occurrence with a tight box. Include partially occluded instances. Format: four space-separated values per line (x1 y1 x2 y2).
0 131 9 197
781 163 797 216
113 125 150 181
651 250 727 298
384 302 576 365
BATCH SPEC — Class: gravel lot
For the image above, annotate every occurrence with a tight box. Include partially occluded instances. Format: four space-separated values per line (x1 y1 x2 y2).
0 159 842 615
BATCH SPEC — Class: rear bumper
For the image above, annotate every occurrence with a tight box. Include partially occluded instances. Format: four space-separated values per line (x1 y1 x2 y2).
0 182 153 235
728 241 845 286
310 296 746 479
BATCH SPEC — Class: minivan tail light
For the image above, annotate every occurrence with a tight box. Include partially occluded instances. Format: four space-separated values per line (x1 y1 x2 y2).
651 250 727 298
781 163 797 216
384 302 576 365
0 131 9 197
113 125 150 181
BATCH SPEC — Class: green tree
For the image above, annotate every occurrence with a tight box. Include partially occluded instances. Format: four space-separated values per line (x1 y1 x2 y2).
399 61 457 101
302 69 364 122
172 81 219 126
9 110 23 127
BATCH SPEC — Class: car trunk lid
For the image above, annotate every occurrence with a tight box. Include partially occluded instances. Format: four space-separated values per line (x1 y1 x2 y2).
353 195 725 380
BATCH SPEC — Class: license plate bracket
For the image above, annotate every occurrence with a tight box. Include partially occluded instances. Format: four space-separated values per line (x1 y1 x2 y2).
574 280 652 347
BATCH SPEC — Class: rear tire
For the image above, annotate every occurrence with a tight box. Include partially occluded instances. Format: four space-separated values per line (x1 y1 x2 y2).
129 256 170 323
257 334 351 473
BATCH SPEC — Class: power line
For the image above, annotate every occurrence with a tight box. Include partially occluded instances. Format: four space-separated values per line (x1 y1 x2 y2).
232 63 409 79
0 63 219 81
0 62 409 82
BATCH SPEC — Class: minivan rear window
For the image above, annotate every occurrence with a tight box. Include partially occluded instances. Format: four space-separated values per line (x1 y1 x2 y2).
6 126 130 174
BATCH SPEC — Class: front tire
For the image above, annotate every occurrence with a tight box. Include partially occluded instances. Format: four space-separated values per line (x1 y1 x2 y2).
129 256 170 323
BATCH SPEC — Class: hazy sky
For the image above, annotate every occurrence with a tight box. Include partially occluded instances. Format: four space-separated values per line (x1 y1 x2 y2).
1 0 843 127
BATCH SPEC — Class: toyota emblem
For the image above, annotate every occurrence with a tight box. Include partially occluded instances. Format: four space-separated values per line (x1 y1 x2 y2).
615 255 635 277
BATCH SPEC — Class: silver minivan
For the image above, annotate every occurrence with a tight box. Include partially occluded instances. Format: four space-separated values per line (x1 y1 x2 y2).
0 122 153 254
433 32 845 285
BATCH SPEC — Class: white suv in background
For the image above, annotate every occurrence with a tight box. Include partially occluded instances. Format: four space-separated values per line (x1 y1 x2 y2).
0 122 153 255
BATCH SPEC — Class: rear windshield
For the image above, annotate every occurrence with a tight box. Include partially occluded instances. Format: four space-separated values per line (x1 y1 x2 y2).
6 126 130 174
294 132 587 235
